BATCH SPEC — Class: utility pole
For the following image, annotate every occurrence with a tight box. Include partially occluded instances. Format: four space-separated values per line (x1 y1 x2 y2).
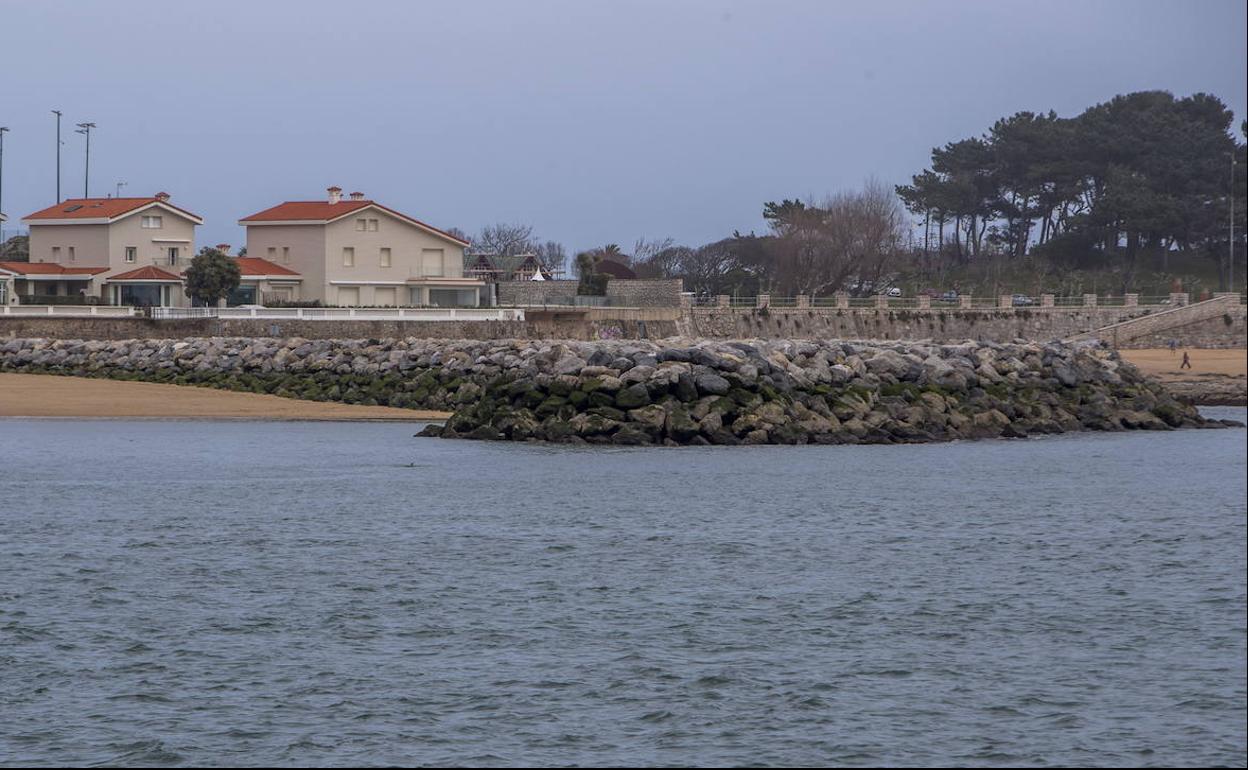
1232 153 1237 292
0 126 9 239
52 109 62 202
76 122 95 198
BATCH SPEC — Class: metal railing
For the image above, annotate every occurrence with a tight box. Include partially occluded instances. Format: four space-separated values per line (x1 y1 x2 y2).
684 293 1241 309
150 257 194 269
147 306 525 322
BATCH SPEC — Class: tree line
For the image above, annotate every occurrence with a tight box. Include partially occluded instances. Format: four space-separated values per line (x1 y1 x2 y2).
468 91 1244 297
896 91 1246 291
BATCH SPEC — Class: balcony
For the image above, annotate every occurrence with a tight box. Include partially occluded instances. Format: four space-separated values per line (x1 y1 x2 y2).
149 256 194 270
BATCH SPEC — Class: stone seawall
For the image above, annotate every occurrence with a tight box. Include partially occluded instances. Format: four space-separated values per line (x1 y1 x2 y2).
497 279 685 308
0 316 681 342
5 303 1243 347
688 306 1191 342
1 337 1233 445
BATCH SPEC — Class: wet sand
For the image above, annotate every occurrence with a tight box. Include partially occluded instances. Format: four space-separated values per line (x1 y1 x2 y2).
0 374 450 421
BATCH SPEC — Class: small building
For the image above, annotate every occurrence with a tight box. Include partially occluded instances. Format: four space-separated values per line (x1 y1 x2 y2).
465 252 558 283
231 255 303 306
18 192 203 307
0 261 110 305
239 187 482 307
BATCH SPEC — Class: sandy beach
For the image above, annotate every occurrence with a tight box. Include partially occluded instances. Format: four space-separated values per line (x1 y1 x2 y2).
0 374 451 421
1119 348 1247 405
1119 348 1247 379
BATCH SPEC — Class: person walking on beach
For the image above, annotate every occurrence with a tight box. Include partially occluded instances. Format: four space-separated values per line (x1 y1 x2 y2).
1180 351 1192 370
1169 338 1178 355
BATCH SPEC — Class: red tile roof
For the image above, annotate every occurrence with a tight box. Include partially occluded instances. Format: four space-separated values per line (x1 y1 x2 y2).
239 200 469 245
24 197 202 223
598 259 637 279
107 266 183 281
239 200 373 222
234 257 300 277
0 261 109 275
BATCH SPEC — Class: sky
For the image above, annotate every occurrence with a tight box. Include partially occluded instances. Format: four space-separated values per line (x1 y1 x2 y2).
1 0 1245 253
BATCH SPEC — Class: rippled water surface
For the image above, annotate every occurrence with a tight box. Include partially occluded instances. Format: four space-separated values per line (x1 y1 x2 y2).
1 411 1245 767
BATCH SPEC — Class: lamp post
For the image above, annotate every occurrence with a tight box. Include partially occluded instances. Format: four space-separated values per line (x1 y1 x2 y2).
76 122 95 198
0 126 9 238
52 109 62 202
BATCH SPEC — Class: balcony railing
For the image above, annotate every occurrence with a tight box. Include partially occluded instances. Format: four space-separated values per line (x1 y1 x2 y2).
150 257 194 269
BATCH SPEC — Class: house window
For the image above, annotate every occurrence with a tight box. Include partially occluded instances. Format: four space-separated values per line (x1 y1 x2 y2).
125 247 136 263
141 215 163 229
68 247 76 262
52 246 61 261
343 247 355 267
167 247 179 265
282 247 290 264
356 219 366 231
367 218 379 232
267 247 277 260
422 248 445 277
380 247 391 268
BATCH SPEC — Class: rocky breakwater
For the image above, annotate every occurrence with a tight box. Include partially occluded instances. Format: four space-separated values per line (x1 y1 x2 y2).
0 336 1235 445
423 339 1238 444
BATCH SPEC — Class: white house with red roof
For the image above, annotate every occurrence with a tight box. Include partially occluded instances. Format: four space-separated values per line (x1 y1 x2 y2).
10 192 203 307
239 187 481 307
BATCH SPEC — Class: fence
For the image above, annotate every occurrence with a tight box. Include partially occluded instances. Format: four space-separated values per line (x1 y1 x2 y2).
147 306 526 322
2 305 139 317
686 293 1239 310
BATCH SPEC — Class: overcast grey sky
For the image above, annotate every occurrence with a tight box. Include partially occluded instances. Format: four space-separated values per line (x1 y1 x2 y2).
1 0 1244 252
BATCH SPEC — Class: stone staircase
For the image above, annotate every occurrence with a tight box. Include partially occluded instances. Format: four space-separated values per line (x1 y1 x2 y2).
1067 294 1243 348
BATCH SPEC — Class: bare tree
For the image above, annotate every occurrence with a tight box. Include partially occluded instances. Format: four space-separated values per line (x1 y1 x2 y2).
473 223 536 256
681 240 743 295
765 179 906 296
634 244 686 279
533 240 568 276
631 237 675 265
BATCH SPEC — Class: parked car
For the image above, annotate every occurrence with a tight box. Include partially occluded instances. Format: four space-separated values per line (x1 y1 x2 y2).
1011 294 1036 307
885 287 902 297
938 290 959 303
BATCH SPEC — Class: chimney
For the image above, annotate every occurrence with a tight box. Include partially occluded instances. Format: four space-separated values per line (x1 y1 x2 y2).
327 186 342 204
154 191 170 202
349 191 364 201
216 243 231 255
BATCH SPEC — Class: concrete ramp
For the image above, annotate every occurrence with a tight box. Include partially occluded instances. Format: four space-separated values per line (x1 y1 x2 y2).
1068 295 1243 348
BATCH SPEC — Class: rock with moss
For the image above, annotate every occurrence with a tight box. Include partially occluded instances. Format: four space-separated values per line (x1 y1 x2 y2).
0 335 1225 446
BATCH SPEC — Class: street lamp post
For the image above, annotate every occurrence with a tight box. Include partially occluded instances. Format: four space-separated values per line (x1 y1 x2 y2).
76 122 95 198
1232 154 1237 292
52 109 62 202
0 126 9 237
